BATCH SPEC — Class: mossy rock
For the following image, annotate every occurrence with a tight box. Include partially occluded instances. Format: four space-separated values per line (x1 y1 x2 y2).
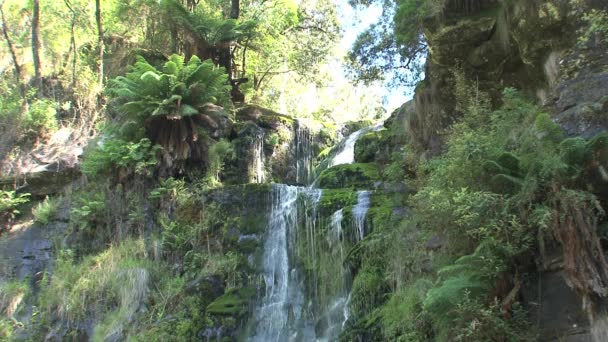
350 265 389 318
559 137 587 168
354 130 388 163
318 189 357 217
257 114 295 130
317 163 381 189
344 120 373 135
490 173 523 194
206 287 256 317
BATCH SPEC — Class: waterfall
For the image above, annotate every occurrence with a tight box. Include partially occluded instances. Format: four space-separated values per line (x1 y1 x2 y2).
316 208 350 341
250 131 266 183
249 122 379 341
295 120 315 185
328 122 384 168
251 185 316 342
352 191 371 241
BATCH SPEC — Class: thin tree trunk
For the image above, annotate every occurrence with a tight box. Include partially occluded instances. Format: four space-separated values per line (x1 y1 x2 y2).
95 0 104 89
0 5 21 86
31 0 42 93
64 0 77 90
230 0 239 19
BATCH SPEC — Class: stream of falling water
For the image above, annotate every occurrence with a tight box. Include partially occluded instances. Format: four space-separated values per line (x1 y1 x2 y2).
250 131 266 184
249 123 380 341
251 185 316 341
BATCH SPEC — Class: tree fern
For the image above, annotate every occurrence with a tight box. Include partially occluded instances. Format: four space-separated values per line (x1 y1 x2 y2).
108 54 230 127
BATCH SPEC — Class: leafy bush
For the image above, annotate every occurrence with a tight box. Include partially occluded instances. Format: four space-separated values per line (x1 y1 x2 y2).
378 88 597 340
70 191 106 232
205 139 235 186
81 137 160 177
22 99 59 138
579 9 608 46
32 196 60 225
0 191 30 229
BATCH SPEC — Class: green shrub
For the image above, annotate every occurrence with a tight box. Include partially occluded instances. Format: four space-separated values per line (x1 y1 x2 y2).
380 279 433 340
81 137 160 177
206 139 235 186
0 191 30 227
23 99 59 138
39 240 172 334
0 280 29 317
32 196 60 225
70 191 106 232
579 9 608 46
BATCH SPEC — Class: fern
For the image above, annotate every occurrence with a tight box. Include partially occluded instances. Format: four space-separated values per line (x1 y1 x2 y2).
108 54 230 129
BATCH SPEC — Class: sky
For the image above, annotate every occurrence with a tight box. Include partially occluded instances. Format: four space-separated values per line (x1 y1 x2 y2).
336 0 412 113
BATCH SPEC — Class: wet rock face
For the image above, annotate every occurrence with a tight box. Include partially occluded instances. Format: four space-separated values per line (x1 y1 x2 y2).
0 221 65 282
552 37 608 139
407 0 587 155
522 271 590 341
226 105 337 185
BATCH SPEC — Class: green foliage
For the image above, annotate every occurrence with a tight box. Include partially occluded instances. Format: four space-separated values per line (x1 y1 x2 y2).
70 191 106 232
32 196 60 225
449 293 534 342
317 163 381 189
579 9 608 46
81 138 160 177
380 279 433 340
38 239 179 339
23 99 59 138
0 279 29 340
0 190 30 226
375 89 589 340
109 54 230 132
206 139 235 186
423 242 503 327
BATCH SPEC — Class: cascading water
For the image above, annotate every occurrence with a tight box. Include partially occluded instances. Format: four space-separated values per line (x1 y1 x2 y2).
295 121 315 185
250 131 266 184
251 185 316 342
249 122 380 341
328 122 384 167
353 191 371 241
316 208 350 341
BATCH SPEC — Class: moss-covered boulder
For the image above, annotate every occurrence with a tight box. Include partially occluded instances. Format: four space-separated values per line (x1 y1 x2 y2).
354 130 389 163
205 184 271 236
317 189 357 217
206 287 257 317
317 163 381 189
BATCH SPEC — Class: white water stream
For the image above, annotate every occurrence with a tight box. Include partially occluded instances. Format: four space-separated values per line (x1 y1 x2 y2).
249 122 378 341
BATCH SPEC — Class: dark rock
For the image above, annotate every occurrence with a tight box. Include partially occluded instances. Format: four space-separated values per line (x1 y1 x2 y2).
391 206 410 219
198 103 234 139
185 274 224 298
522 271 590 341
0 166 80 198
425 235 444 251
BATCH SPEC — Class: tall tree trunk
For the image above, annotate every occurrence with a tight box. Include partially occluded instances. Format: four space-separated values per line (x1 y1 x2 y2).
64 0 77 90
31 0 42 93
230 0 239 19
95 0 104 89
0 5 20 85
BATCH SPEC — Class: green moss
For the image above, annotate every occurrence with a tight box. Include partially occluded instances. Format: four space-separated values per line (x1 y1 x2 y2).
318 189 357 217
206 287 256 317
354 130 388 163
257 113 295 129
317 163 381 189
344 120 373 134
350 266 387 318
